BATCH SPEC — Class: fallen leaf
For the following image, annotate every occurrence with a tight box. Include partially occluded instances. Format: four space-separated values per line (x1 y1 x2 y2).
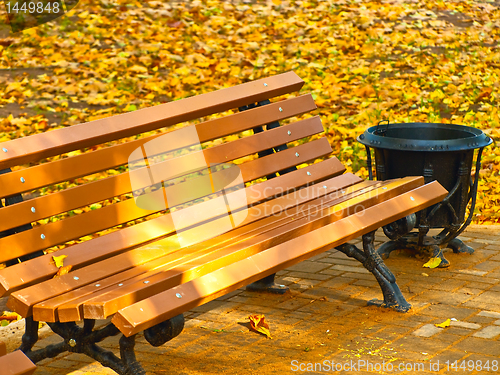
434 319 451 328
52 255 68 268
53 265 73 278
423 257 442 268
0 311 21 321
248 314 272 339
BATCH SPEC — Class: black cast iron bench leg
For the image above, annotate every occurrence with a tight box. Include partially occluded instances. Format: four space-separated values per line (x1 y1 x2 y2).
335 230 411 312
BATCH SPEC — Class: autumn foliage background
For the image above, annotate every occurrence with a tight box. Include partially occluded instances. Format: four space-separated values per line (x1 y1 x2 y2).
0 0 499 223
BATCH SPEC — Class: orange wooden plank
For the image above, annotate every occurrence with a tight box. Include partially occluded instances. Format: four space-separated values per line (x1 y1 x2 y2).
0 350 36 375
112 181 448 336
0 158 345 298
0 116 324 233
0 71 304 170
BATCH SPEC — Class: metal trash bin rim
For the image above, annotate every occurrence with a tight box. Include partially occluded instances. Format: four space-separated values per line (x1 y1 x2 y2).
357 122 492 152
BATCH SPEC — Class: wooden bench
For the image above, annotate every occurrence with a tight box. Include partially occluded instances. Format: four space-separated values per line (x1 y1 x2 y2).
0 72 447 374
0 342 36 375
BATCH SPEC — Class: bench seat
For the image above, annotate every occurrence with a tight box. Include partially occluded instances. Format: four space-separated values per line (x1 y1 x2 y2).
0 71 447 374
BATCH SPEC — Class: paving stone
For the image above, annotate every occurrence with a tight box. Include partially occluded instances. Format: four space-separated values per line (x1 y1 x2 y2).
456 287 483 296
419 304 477 320
472 325 500 339
424 278 467 292
453 274 500 284
473 261 500 272
319 277 355 289
285 271 333 280
430 350 467 365
469 291 500 305
341 272 377 281
392 336 450 354
329 264 370 273
411 289 472 305
450 321 481 330
455 337 500 356
462 301 500 311
459 353 500 372
317 257 361 266
457 269 489 276
275 297 316 311
318 269 345 276
353 279 378 287
472 238 500 246
412 324 441 337
489 284 500 292
284 261 331 273
45 358 83 369
434 332 462 343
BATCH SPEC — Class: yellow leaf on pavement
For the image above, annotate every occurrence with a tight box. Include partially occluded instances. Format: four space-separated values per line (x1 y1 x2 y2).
248 314 272 339
435 319 451 328
423 257 442 269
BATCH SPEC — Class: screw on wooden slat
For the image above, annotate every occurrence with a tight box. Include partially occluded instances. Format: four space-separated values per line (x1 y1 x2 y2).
287 130 291 135
31 207 36 213
74 276 79 280
20 177 25 183
95 284 100 287
307 171 311 176
2 148 7 152
144 280 150 284
410 196 415 201
323 185 327 189
40 234 45 239
295 152 299 157
176 293 182 298
118 283 123 286
263 83 268 86
279 107 283 112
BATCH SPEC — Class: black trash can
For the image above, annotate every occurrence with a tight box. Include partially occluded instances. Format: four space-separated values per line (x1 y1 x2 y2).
358 121 492 267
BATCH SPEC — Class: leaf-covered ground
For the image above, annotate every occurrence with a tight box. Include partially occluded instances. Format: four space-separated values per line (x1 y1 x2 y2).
0 0 499 223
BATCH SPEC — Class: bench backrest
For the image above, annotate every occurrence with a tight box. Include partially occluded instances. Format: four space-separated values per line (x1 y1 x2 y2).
0 72 345 295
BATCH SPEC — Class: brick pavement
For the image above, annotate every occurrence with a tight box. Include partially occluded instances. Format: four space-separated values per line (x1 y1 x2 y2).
3 224 500 374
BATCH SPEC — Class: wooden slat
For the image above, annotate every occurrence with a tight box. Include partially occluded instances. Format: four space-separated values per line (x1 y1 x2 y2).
34 174 368 322
0 94 316 198
111 181 448 336
0 341 5 357
0 137 332 264
0 116 324 233
0 158 345 297
0 71 304 170
13 172 360 319
0 350 36 375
